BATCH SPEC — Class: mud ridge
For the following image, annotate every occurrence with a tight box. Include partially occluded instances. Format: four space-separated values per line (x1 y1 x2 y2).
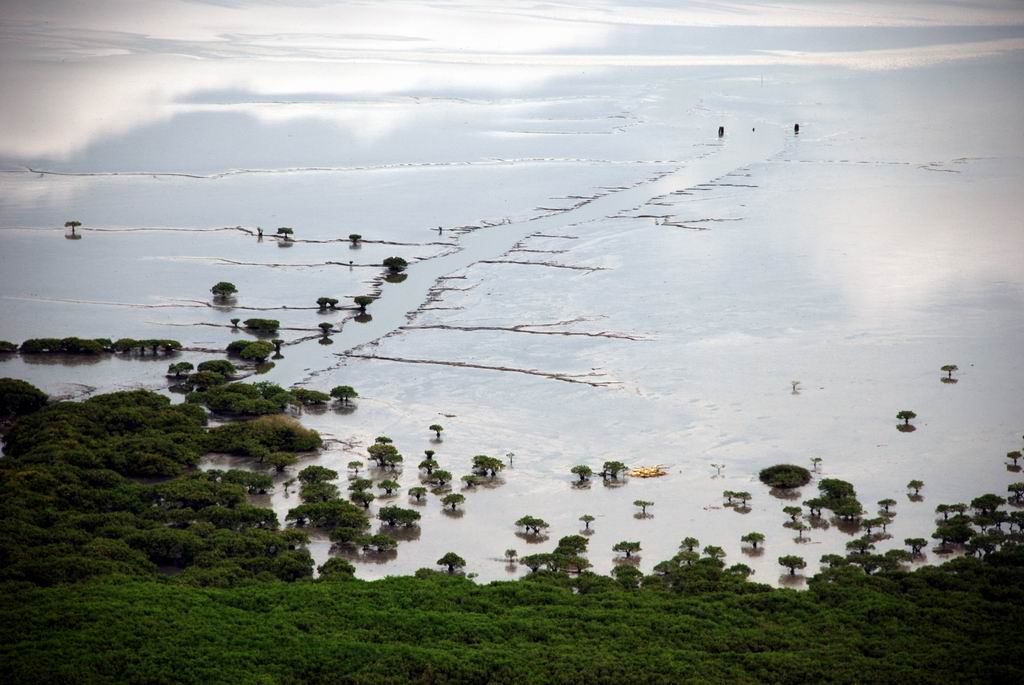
476 259 607 273
401 322 649 341
344 353 619 387
528 233 579 240
5 295 323 312
170 257 381 268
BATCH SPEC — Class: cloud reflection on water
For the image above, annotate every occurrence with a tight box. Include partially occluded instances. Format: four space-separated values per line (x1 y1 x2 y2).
1 1 1023 161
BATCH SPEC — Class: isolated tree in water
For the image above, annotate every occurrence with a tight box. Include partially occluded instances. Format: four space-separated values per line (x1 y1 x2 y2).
441 493 465 510
779 555 806 575
941 364 958 380
579 514 595 530
571 465 593 482
601 461 628 480
316 297 339 311
429 424 444 439
211 281 237 299
349 234 362 245
633 500 653 515
613 541 641 558
64 219 81 237
472 455 504 478
741 532 764 549
515 516 549 536
437 552 465 574
907 479 924 495
354 295 374 312
896 410 917 426
330 386 358 404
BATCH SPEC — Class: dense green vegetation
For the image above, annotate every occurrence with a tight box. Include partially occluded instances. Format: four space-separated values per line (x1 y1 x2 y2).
2 380 1023 683
3 388 209 476
4 551 1022 684
0 388 325 591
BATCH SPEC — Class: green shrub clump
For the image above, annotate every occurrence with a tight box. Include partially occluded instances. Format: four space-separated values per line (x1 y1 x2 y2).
0 378 48 419
196 359 237 376
290 388 331 406
205 415 322 456
20 337 110 354
109 338 182 355
187 381 294 416
243 319 280 332
759 464 812 488
227 340 274 361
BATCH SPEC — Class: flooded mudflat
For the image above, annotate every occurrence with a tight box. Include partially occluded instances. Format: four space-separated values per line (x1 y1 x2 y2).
2 1 1023 584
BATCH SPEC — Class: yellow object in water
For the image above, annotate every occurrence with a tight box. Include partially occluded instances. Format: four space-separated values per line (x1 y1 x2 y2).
628 465 668 478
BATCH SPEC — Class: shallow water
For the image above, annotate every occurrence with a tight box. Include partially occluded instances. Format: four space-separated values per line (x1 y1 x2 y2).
2 0 1023 584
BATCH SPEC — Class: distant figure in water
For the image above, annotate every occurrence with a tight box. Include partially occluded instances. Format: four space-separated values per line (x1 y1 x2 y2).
256 227 263 240
718 126 725 137
438 225 443 234
794 123 800 134
349 260 353 267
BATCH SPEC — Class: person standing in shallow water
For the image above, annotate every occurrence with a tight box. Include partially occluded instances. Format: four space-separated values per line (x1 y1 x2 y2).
718 126 725 137
794 123 800 134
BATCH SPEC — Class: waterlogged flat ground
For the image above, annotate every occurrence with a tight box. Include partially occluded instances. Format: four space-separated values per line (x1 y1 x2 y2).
2 1 1024 584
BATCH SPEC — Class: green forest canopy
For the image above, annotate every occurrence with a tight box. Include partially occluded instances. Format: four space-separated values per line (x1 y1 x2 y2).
1 381 1022 684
